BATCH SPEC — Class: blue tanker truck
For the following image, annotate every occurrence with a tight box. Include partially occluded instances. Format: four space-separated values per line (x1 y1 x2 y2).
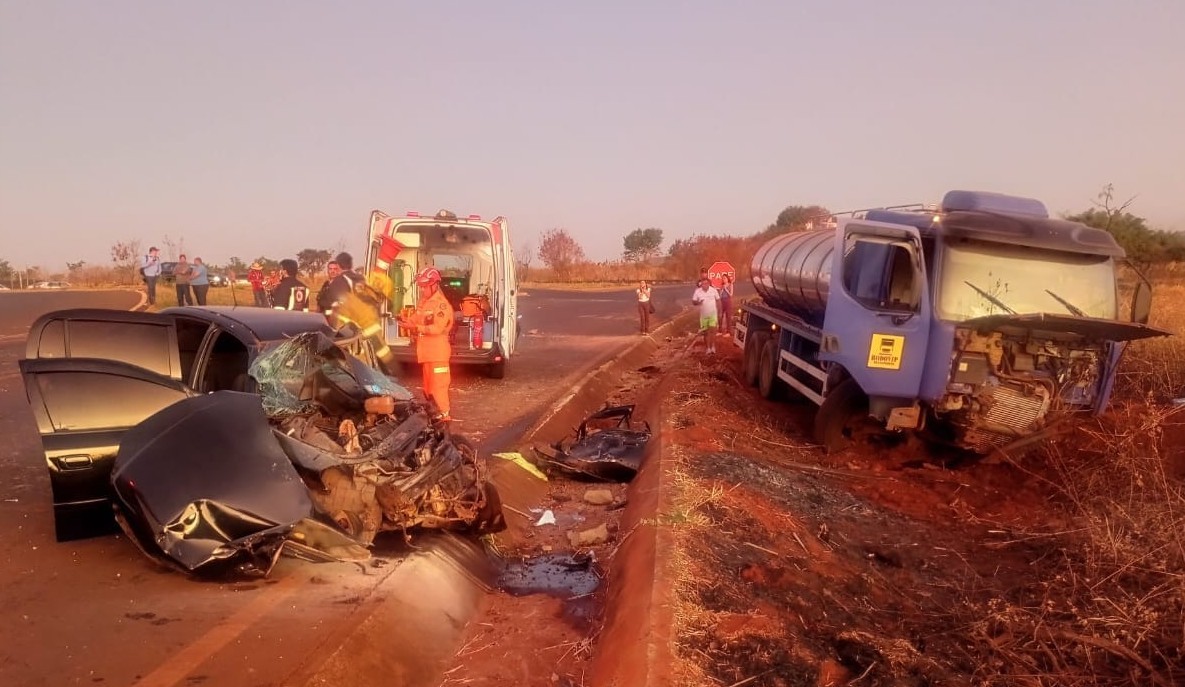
733 190 1170 454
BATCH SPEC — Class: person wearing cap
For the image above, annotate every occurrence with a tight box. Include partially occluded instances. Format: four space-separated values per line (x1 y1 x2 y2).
247 262 268 307
139 246 162 305
270 259 310 311
399 266 455 420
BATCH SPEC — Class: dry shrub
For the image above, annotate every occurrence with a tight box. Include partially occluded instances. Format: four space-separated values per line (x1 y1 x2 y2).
1114 271 1185 401
965 282 1185 685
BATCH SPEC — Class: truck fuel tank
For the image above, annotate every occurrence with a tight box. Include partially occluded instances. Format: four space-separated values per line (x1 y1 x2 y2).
750 229 835 327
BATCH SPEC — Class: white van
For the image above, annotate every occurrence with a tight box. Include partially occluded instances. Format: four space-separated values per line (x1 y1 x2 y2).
364 209 519 378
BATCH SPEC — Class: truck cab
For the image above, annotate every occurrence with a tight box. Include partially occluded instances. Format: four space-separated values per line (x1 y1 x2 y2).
364 209 518 378
737 190 1169 455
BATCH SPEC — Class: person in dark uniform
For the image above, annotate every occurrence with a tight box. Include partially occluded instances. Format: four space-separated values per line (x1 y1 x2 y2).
315 260 341 315
322 252 361 326
270 259 310 311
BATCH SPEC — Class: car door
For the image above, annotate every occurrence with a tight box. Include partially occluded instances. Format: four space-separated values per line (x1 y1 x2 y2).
491 217 518 356
20 309 190 540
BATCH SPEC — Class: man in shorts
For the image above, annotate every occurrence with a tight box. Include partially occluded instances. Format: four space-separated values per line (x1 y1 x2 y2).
691 278 721 355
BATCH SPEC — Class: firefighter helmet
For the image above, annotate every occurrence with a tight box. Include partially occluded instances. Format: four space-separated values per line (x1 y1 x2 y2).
414 266 442 286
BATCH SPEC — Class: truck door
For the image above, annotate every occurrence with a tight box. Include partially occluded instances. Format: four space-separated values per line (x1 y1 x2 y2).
491 217 518 357
820 220 931 399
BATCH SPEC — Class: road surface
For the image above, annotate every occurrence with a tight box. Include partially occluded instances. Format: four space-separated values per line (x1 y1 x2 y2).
0 283 692 687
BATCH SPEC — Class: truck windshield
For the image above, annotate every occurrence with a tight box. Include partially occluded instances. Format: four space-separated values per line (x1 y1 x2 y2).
937 240 1117 321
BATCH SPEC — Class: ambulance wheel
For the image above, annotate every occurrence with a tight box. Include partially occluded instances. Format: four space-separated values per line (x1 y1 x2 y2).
743 331 768 387
758 339 783 400
814 379 871 453
487 361 506 379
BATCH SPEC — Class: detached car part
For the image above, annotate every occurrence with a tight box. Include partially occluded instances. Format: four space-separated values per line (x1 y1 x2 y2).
533 404 651 482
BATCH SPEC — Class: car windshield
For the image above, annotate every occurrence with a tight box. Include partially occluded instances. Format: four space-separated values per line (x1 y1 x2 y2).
249 332 412 417
937 239 1117 321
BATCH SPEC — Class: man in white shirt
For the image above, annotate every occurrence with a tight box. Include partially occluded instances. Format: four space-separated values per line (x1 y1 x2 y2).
139 246 162 306
691 278 721 355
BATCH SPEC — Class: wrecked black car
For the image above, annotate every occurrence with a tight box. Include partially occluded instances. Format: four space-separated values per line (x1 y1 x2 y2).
532 404 651 482
114 333 502 575
19 308 502 576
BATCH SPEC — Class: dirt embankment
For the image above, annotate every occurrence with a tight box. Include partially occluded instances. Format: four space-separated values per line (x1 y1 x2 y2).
439 326 1183 686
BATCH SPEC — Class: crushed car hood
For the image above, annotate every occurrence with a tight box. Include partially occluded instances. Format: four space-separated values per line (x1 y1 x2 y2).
963 313 1171 343
533 405 651 482
111 391 321 576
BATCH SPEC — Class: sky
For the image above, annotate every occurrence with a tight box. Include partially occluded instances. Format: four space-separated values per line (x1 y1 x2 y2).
2 0 1183 273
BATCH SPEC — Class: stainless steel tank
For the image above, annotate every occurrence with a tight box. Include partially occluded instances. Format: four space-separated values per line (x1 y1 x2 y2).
750 229 835 327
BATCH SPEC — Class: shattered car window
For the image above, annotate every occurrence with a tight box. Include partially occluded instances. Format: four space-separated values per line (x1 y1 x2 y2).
250 332 412 417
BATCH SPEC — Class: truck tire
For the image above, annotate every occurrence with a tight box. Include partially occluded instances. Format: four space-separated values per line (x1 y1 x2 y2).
743 331 768 387
758 339 783 400
487 360 506 379
814 379 871 453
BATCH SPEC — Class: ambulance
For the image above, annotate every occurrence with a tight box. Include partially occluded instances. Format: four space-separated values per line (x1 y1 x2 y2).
365 209 519 378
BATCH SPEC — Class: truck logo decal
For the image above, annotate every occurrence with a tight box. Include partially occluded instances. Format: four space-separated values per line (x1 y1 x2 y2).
867 333 904 370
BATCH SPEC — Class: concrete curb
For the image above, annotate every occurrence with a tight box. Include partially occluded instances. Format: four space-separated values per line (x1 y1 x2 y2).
521 307 698 447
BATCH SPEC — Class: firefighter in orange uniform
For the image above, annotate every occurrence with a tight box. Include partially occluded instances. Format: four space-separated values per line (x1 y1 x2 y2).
399 266 454 420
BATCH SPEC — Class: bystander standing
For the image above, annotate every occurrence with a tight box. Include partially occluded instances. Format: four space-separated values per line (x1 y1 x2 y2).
190 257 210 305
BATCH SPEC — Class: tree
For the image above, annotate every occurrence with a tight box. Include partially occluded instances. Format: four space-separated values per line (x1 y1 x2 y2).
0 259 13 285
623 227 664 262
761 204 833 239
514 242 534 282
67 260 86 272
537 228 586 280
1065 184 1185 267
110 239 142 284
226 256 248 276
297 248 332 279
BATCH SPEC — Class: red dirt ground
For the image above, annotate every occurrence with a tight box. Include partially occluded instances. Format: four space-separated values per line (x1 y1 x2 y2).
439 332 1183 686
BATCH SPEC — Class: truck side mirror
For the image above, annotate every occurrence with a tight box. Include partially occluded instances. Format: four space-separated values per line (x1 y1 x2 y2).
1132 281 1152 325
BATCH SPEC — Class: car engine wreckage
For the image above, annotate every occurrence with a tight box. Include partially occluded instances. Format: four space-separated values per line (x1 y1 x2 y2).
111 332 504 577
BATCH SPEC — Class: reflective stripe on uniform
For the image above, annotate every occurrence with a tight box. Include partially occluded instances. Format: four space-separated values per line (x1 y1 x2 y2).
432 365 449 374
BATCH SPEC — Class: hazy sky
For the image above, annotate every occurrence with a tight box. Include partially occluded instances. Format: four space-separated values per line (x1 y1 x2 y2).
2 1 1183 272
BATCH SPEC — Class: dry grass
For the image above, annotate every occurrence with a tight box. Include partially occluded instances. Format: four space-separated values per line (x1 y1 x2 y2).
962 274 1185 685
1113 277 1185 401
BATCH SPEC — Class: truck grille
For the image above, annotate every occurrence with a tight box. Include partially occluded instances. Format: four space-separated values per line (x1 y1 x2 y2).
963 383 1051 452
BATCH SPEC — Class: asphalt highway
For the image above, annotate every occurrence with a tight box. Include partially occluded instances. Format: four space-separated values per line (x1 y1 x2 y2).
0 283 700 687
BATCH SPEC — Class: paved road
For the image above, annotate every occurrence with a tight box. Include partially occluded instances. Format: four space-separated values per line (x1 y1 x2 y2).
0 284 694 687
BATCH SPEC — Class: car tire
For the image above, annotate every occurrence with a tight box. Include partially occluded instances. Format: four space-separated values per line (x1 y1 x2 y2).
487 361 506 379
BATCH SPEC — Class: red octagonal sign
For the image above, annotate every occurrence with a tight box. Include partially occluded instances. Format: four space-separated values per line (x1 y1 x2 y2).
706 260 736 288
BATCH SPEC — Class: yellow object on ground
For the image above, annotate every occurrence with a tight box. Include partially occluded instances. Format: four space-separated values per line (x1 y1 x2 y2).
492 452 549 482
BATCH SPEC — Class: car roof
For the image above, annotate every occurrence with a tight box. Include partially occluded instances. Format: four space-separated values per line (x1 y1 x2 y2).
162 306 334 342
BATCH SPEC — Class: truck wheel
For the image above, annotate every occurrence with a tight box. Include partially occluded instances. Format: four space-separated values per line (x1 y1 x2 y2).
487 361 506 379
743 331 768 387
814 379 871 453
758 339 783 400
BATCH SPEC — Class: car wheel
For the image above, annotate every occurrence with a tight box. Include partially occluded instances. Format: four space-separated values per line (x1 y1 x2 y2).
487 361 505 379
